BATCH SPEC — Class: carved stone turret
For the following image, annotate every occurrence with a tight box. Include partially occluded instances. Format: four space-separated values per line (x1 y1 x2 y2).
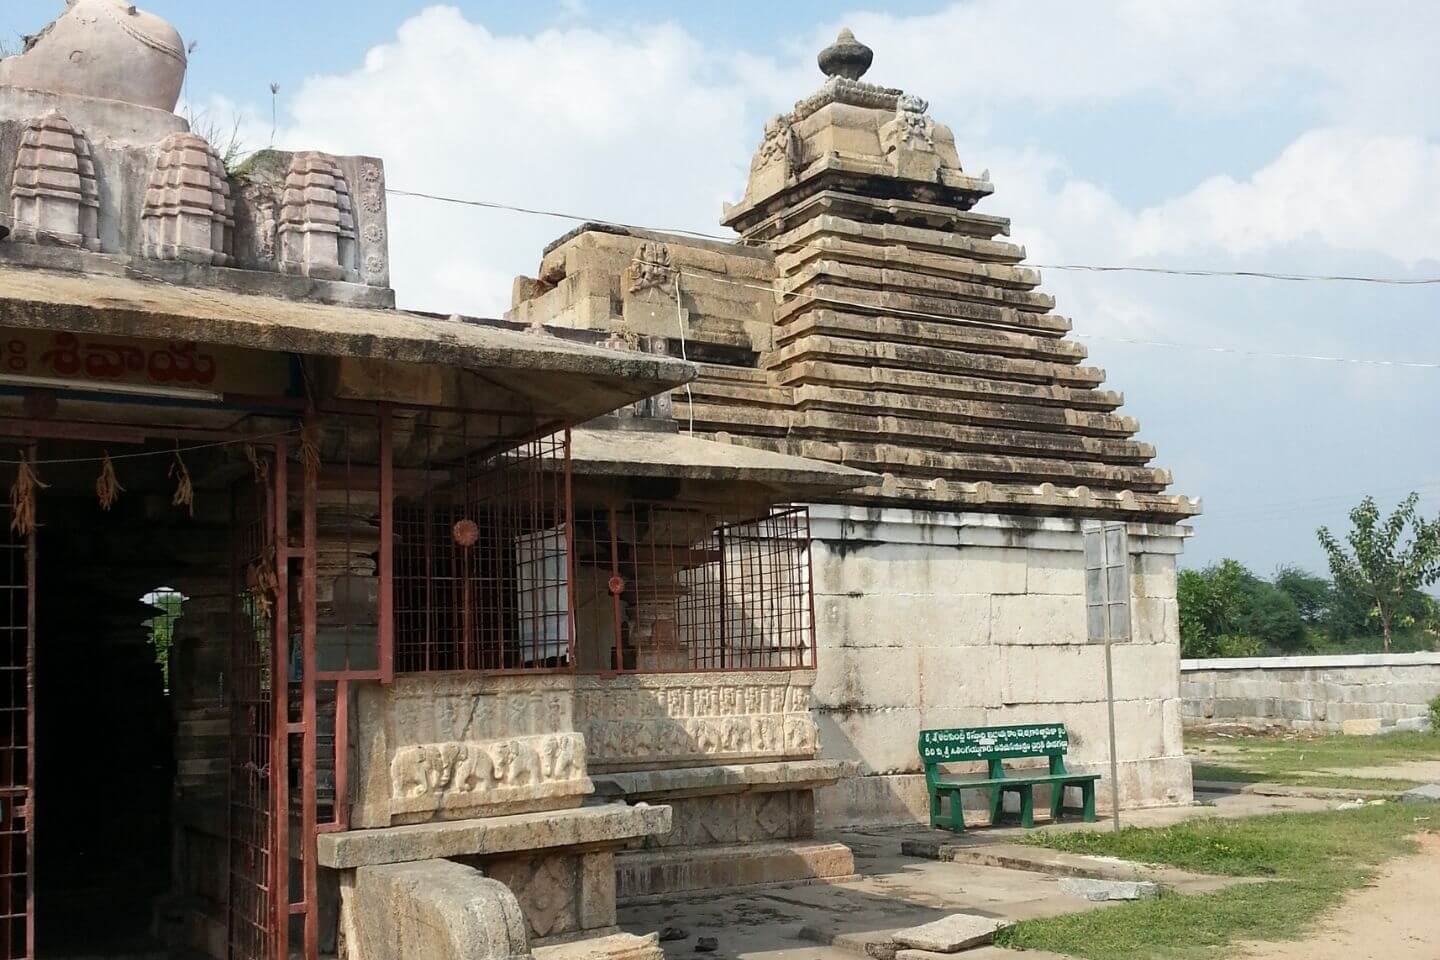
278 152 360 281
141 132 235 266
8 111 101 250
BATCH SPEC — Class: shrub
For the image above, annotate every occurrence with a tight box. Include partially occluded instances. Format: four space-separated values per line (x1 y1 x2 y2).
1429 693 1440 732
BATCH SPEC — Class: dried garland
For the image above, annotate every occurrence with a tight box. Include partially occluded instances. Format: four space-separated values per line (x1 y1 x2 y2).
9 453 46 536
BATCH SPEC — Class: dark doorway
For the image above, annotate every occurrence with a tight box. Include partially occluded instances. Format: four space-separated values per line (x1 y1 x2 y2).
34 495 178 957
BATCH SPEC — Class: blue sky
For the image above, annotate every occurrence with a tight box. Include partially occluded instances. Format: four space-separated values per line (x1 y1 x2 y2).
6 2 1439 578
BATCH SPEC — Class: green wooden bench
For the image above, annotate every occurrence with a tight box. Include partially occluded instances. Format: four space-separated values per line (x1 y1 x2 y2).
919 723 1100 831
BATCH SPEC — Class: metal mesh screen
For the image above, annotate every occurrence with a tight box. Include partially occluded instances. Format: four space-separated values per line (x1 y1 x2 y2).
0 495 29 960
228 478 275 960
572 504 816 673
394 432 573 673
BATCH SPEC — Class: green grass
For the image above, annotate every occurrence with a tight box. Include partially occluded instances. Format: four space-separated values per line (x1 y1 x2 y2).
1185 729 1440 790
994 803 1435 960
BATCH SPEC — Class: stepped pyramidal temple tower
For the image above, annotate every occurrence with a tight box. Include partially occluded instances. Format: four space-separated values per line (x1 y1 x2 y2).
513 29 1200 825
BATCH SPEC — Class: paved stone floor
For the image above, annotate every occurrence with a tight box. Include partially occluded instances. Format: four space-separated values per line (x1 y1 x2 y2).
620 791 1326 960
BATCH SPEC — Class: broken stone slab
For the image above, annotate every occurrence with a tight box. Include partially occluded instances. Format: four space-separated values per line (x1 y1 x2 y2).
891 914 1012 953
533 932 664 960
1057 877 1160 902
1388 716 1434 734
1401 783 1440 804
1340 718 1385 736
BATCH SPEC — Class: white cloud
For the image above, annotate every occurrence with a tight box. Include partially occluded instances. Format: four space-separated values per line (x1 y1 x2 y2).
815 0 1440 134
281 5 757 315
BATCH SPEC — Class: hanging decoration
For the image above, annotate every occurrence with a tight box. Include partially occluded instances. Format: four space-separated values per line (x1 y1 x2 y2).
170 446 194 516
96 451 124 510
299 421 322 478
9 453 46 537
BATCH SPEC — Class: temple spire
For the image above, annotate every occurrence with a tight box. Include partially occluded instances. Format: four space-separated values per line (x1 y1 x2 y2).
817 28 873 81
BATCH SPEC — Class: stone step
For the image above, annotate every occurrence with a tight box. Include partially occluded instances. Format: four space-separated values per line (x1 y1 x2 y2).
774 280 1071 338
764 336 1104 390
774 308 1086 364
776 361 1123 411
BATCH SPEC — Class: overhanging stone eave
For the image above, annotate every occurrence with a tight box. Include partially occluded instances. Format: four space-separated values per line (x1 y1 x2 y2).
820 479 1202 524
0 262 698 426
569 426 874 496
722 162 996 234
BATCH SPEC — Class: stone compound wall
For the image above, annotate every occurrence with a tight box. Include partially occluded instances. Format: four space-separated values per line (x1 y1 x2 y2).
809 505 1193 828
1181 653 1440 734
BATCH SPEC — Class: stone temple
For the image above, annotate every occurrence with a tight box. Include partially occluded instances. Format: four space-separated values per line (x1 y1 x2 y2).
512 29 1199 826
0 6 1196 960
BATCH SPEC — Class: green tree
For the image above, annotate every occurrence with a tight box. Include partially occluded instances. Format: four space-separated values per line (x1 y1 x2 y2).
1272 565 1332 625
1317 494 1440 652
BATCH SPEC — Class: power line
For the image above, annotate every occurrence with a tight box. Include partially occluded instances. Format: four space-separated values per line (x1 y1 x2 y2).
635 259 1440 371
386 187 1440 286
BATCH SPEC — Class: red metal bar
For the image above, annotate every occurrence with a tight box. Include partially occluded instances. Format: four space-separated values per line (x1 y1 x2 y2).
24 451 35 960
378 405 394 684
270 439 289 960
564 431 577 666
301 429 319 960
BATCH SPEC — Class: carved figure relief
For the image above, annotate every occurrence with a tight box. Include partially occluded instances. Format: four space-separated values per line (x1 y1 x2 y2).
882 94 937 155
626 240 673 294
388 732 588 811
278 152 359 282
141 132 235 266
8 112 101 251
752 113 803 179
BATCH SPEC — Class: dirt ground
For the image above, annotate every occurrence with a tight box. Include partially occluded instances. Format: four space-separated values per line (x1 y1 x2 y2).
1238 831 1440 960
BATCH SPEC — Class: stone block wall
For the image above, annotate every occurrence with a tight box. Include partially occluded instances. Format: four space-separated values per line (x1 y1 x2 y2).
1181 653 1440 733
808 505 1193 828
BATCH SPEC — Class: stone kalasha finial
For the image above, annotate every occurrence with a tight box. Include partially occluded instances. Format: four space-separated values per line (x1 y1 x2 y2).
818 28 873 81
8 112 101 251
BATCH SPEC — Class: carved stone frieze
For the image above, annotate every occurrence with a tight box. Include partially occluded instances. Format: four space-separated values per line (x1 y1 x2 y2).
352 673 590 827
575 671 820 770
389 732 590 818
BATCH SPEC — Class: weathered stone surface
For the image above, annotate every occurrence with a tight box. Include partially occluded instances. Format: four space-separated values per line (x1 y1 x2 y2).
316 802 672 869
891 914 1012 953
1057 877 1160 901
616 840 856 900
533 932 664 960
339 859 530 960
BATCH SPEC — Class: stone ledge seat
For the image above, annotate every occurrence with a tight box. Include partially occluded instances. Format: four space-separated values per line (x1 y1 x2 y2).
317 801 672 870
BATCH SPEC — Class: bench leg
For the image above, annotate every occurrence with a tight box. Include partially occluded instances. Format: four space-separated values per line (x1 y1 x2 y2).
1082 782 1096 823
1018 785 1034 829
949 790 967 832
988 786 1004 826
1050 783 1066 822
930 789 942 829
